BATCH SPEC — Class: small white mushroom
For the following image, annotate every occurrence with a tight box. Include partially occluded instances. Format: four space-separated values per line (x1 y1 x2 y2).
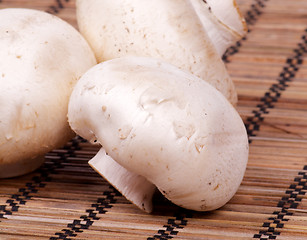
190 0 247 56
68 57 249 212
75 0 245 105
0 8 96 178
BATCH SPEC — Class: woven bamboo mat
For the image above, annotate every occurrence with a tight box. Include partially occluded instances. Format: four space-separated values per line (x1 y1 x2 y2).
1 0 307 239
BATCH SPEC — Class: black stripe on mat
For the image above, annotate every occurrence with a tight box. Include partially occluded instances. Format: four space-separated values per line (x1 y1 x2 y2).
0 180 46 219
253 168 307 240
50 187 121 240
147 211 193 240
0 138 83 219
147 1 269 239
0 137 84 220
252 29 307 240
246 29 307 142
46 0 68 14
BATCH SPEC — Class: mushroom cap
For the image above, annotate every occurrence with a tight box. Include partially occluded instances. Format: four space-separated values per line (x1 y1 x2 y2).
76 0 238 105
68 56 249 212
0 8 96 178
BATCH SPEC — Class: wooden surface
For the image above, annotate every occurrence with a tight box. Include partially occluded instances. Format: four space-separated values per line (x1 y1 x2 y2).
1 0 307 239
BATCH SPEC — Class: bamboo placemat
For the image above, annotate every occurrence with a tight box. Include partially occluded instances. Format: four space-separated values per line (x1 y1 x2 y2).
0 0 307 239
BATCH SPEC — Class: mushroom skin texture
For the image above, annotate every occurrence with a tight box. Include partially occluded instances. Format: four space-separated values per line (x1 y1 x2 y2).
68 56 249 212
76 0 240 106
0 8 96 178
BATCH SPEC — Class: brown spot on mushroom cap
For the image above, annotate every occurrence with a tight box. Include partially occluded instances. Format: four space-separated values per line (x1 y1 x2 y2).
118 125 132 140
173 121 196 140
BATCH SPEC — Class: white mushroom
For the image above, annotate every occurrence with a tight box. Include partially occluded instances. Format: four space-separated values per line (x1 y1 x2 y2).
190 0 247 56
75 0 244 105
68 57 249 212
0 8 96 178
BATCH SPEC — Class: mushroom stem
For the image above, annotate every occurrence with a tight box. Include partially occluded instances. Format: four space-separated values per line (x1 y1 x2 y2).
89 147 157 213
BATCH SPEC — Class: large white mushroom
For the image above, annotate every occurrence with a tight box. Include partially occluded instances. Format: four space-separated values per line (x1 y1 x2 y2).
75 0 247 105
68 57 249 212
0 8 96 178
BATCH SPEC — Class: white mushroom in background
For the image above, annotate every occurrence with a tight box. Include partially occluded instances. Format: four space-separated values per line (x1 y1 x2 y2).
76 0 247 106
190 0 247 56
0 8 96 178
68 57 249 212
